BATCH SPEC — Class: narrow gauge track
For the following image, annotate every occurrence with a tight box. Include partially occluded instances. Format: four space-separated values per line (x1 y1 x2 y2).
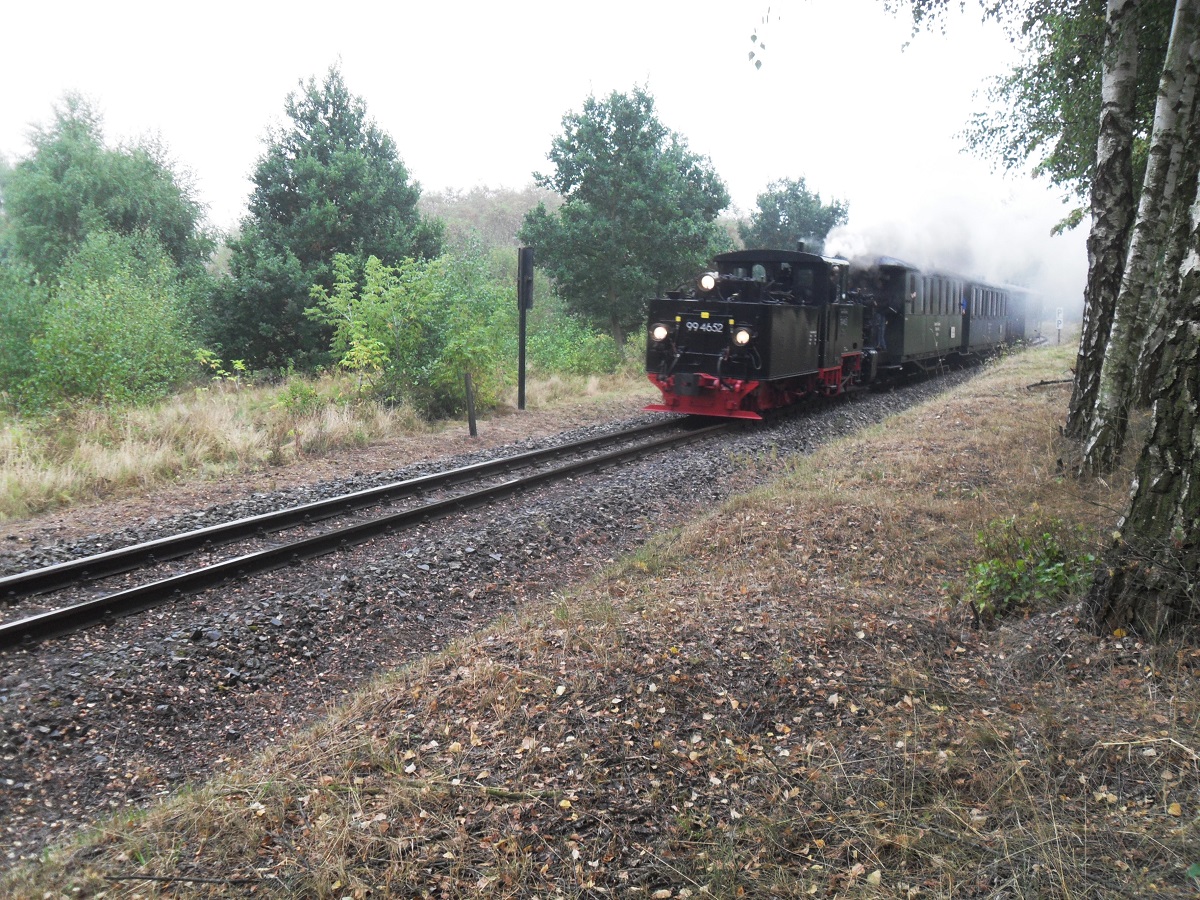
0 418 729 648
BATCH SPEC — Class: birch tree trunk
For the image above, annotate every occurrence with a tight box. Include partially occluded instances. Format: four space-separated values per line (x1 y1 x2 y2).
1134 39 1200 405
1088 160 1200 635
1067 0 1142 439
1082 0 1200 473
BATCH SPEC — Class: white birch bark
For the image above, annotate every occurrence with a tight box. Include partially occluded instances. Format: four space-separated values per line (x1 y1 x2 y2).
1067 0 1141 440
1090 157 1200 635
1082 0 1200 473
1135 32 1200 403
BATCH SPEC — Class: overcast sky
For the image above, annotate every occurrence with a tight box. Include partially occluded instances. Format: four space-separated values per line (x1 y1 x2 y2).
1 0 1086 306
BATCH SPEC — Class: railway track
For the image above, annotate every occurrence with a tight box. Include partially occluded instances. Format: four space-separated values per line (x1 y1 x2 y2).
0 418 730 648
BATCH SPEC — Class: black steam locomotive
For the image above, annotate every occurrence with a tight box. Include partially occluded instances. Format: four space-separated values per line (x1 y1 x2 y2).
645 248 1039 419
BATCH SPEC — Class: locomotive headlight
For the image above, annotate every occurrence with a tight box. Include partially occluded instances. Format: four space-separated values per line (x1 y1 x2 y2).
651 323 671 343
732 326 753 347
698 272 717 292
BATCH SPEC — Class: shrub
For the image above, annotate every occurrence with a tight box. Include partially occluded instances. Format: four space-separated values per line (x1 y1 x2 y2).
307 245 636 420
963 514 1096 624
0 264 47 399
22 230 197 408
527 309 623 375
307 252 507 420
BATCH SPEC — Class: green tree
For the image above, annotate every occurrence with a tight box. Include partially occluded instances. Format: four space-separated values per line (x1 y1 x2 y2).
213 65 443 369
518 86 731 347
22 230 197 406
887 0 1170 207
206 225 316 370
0 94 210 277
954 0 1170 217
738 177 849 252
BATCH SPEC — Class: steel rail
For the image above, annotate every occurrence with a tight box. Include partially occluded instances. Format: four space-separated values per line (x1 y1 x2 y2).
1 419 685 603
0 421 729 648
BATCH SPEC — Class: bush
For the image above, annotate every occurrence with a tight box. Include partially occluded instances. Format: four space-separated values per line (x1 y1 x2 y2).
963 514 1096 624
0 264 47 399
308 252 509 420
21 230 197 408
307 245 638 420
527 307 623 375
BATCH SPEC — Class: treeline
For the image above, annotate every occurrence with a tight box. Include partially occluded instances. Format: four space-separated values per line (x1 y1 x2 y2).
0 68 845 418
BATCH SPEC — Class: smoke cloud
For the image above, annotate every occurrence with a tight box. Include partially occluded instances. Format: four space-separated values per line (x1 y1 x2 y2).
824 191 1088 322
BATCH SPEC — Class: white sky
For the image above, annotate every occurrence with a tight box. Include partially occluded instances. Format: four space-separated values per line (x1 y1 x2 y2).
1 0 1087 307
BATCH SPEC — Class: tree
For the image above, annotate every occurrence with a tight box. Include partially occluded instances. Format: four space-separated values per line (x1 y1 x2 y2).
1084 2 1200 633
213 65 443 368
1065 0 1143 442
1088 180 1200 634
1133 23 1200 403
960 0 1170 222
206 226 315 370
518 86 731 347
1080 0 1199 472
0 94 210 278
0 97 211 403
738 178 848 252
0 263 46 395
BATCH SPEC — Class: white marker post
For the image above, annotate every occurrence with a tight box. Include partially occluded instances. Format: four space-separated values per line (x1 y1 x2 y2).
1056 307 1064 344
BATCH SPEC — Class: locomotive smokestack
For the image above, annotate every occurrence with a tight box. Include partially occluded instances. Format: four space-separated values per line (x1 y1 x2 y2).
796 241 806 252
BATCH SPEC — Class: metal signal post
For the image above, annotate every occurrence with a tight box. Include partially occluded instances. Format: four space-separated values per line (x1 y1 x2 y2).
517 247 534 410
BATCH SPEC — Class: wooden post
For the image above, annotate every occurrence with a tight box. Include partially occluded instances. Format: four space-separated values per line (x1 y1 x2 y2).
465 372 478 437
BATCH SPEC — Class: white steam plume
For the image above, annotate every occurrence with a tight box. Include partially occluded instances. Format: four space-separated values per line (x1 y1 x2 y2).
824 192 1087 321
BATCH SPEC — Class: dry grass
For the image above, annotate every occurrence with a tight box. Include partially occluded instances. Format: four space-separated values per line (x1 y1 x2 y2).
509 371 649 410
5 345 1198 898
1 377 372 520
0 372 651 523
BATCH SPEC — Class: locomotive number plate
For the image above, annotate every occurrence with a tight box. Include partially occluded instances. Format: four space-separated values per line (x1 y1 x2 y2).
685 320 725 334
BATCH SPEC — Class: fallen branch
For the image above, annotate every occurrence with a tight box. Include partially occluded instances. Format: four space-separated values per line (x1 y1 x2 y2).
1025 378 1074 390
1097 736 1200 761
104 872 259 886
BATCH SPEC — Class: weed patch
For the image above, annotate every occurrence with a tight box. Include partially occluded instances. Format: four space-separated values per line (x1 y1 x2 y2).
962 514 1098 623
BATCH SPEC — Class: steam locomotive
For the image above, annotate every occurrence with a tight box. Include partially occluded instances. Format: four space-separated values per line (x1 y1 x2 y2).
645 248 1039 419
